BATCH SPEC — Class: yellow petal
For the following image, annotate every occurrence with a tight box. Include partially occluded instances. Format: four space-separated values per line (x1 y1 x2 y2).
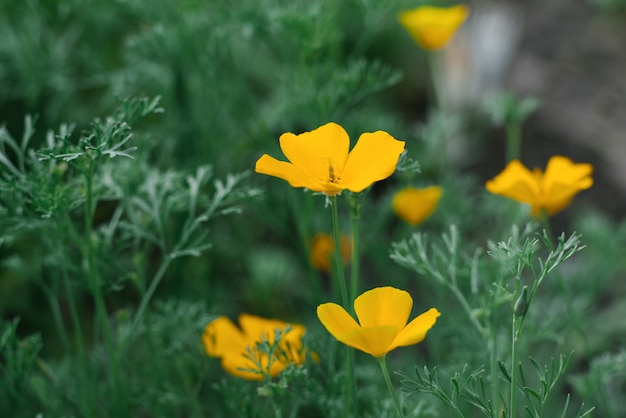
220 352 265 381
317 302 361 338
353 286 412 331
338 325 400 357
340 131 405 193
255 154 323 190
391 308 441 349
279 122 350 187
279 324 307 365
220 351 287 381
399 5 470 50
542 156 593 204
539 196 574 217
485 160 540 204
392 186 442 226
202 316 246 358
238 313 288 344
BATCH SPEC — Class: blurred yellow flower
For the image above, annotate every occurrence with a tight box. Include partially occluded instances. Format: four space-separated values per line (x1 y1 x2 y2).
255 122 405 196
485 156 593 217
310 233 352 273
317 286 440 358
399 4 470 50
203 314 307 380
392 186 442 226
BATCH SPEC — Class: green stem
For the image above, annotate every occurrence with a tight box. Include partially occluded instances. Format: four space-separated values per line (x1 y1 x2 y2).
489 325 500 417
346 347 356 418
426 51 449 175
426 51 444 112
510 314 519 418
330 196 349 310
505 121 522 163
348 195 360 309
377 356 405 418
445 282 485 336
329 195 355 418
60 240 92 416
130 255 173 332
83 160 111 346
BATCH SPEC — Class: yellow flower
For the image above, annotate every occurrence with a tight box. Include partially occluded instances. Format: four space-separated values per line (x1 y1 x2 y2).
255 122 405 196
392 186 442 226
202 314 307 380
399 5 470 50
310 233 352 273
317 286 440 358
485 156 593 217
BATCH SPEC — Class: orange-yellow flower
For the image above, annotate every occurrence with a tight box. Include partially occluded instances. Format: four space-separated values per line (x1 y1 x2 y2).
203 314 307 380
255 122 405 196
310 233 352 273
399 5 470 50
317 286 440 358
485 156 593 217
392 186 442 226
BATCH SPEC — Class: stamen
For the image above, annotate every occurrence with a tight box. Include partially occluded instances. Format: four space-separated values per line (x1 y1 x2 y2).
328 162 340 183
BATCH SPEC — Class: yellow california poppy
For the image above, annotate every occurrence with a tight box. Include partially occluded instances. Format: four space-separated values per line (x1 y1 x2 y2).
485 156 593 217
317 286 440 358
203 314 307 380
255 122 405 196
392 186 442 226
310 233 351 273
399 4 470 50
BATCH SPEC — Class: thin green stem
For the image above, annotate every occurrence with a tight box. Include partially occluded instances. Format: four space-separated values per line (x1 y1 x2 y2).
510 314 519 418
505 122 522 163
42 279 70 355
489 325 500 417
426 51 449 175
130 255 173 333
83 160 111 346
426 51 444 112
444 281 485 337
377 356 405 418
348 195 360 308
59 232 92 416
329 195 355 418
346 347 356 418
330 195 349 310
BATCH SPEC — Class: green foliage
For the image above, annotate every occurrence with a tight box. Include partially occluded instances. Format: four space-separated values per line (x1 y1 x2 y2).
0 318 42 416
571 350 626 418
0 0 625 416
391 225 592 417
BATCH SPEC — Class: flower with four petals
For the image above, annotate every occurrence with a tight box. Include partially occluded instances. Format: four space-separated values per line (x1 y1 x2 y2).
317 286 440 358
203 314 307 380
255 122 405 196
485 156 593 217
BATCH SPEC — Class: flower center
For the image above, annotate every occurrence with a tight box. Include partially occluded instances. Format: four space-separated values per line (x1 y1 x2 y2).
328 163 340 184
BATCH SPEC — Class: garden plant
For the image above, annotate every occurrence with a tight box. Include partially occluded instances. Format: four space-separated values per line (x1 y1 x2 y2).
1 0 626 417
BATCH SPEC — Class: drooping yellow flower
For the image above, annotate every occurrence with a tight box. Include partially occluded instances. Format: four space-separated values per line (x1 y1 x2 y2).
485 156 593 217
317 286 440 358
399 5 470 50
203 314 307 380
392 186 442 226
310 233 352 273
255 122 405 196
